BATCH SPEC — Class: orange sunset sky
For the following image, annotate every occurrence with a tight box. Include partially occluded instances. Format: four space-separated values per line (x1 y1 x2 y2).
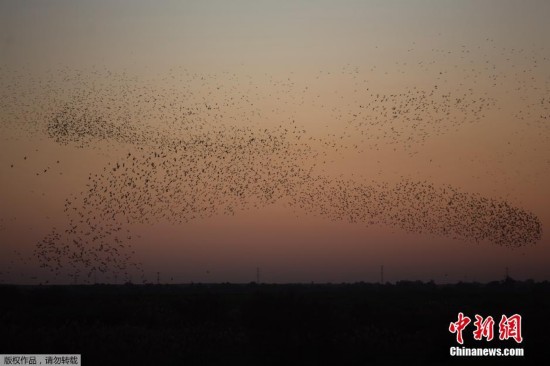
1 0 549 284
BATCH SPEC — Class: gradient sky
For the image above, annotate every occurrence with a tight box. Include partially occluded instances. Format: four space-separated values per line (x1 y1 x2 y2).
1 0 549 284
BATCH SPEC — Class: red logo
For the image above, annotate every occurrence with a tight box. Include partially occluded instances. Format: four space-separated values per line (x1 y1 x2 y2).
473 315 495 341
499 314 523 343
449 312 471 344
450 313 522 344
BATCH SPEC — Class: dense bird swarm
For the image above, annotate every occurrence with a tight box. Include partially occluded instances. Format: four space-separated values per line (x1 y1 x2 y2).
0 41 546 282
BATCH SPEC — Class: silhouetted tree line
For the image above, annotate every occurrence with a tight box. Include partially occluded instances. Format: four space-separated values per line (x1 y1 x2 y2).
0 280 548 365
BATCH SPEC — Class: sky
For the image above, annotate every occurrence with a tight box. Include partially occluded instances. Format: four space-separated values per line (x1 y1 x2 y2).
1 0 549 284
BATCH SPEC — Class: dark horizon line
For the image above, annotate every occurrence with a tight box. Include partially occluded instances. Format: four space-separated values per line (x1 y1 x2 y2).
1 277 548 287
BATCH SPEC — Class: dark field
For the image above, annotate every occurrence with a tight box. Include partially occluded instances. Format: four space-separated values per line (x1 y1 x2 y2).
1 280 548 365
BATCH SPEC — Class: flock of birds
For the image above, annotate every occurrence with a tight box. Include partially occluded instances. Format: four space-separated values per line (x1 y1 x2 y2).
0 40 547 283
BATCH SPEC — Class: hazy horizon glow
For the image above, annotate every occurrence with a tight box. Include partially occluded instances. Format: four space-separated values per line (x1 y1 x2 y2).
1 0 549 284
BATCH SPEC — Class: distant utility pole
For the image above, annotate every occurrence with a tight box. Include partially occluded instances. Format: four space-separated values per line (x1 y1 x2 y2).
256 267 260 284
157 271 160 285
380 265 384 284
